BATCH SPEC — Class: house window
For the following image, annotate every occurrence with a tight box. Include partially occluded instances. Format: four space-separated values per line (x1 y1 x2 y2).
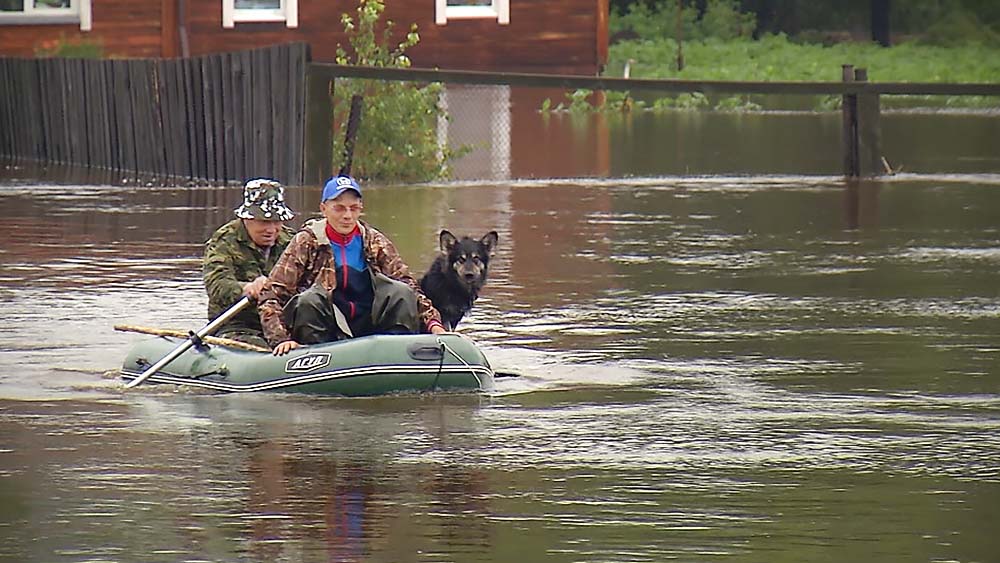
0 0 92 31
435 0 510 25
222 0 298 29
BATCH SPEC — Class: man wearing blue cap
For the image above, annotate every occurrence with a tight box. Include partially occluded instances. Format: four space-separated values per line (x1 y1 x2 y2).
257 175 446 355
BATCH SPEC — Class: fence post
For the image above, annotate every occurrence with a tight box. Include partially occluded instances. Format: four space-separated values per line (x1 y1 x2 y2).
303 65 334 186
854 67 883 177
841 64 859 178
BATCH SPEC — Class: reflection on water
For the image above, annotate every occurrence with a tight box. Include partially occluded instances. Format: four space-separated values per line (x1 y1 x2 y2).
1 168 999 562
472 93 1000 179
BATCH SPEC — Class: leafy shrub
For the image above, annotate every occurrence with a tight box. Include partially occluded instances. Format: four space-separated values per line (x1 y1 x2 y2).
610 0 754 42
674 92 710 109
921 9 1000 46
892 1 1000 42
332 0 458 182
610 1 698 41
567 89 594 113
713 95 763 112
698 0 756 40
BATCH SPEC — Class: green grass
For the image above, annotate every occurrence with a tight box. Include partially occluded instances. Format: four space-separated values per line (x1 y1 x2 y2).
607 35 1000 110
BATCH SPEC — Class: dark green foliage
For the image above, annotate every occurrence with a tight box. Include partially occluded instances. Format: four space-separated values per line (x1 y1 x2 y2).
611 0 755 41
611 0 1000 45
606 0 1000 111
919 9 1000 46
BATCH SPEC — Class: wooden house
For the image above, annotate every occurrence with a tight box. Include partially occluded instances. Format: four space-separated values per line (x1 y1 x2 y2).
0 0 609 74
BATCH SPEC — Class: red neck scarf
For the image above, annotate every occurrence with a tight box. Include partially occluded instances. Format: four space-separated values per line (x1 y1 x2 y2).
325 223 360 245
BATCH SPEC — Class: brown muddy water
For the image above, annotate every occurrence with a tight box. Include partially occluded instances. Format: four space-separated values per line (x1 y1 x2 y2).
1 166 1000 562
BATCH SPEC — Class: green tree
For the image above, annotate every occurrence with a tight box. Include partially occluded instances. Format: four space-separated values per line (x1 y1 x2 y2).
332 0 456 182
611 0 1000 44
610 0 754 41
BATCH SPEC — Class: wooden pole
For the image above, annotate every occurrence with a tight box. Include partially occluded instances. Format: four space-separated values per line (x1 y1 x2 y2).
114 324 269 353
841 64 859 178
303 65 335 185
339 93 364 176
675 0 685 72
854 67 883 177
871 0 891 47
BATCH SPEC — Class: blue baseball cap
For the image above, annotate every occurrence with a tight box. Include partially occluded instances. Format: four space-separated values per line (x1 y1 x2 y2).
322 175 362 202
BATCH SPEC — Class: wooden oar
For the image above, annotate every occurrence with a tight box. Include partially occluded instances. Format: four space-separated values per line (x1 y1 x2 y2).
114 325 269 353
124 296 251 389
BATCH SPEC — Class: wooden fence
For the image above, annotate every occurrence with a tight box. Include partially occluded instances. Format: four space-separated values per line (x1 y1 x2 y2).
312 62 1000 178
3 45 997 182
0 43 309 185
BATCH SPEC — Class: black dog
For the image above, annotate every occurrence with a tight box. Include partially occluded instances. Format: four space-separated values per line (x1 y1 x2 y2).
420 230 499 330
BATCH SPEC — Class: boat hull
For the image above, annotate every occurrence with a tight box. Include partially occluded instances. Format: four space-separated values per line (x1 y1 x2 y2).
120 333 494 396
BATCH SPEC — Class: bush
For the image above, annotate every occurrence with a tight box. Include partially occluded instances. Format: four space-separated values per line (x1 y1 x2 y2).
699 0 756 40
921 9 1000 46
332 0 457 182
610 1 697 41
610 0 754 42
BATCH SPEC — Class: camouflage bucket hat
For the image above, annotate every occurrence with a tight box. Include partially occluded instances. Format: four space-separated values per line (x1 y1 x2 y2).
234 179 295 221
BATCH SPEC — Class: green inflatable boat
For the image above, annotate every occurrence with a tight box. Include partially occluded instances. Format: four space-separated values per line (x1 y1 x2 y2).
120 333 495 396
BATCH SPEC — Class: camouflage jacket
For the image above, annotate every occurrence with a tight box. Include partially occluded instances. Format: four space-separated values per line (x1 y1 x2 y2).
203 218 295 334
258 218 442 346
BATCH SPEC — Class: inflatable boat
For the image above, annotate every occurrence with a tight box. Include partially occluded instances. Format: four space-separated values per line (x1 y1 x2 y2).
120 333 495 396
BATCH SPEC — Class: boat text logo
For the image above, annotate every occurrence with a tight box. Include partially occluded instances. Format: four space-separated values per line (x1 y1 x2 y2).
285 353 331 373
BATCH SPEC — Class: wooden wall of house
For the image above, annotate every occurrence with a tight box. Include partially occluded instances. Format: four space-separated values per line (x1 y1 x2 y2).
0 0 162 58
184 0 606 74
0 0 607 74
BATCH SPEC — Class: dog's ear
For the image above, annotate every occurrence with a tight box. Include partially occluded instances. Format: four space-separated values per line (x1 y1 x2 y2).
439 230 458 253
480 231 499 256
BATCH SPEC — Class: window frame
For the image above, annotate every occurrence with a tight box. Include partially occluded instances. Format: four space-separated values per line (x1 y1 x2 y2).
222 0 298 29
435 0 510 26
0 0 92 31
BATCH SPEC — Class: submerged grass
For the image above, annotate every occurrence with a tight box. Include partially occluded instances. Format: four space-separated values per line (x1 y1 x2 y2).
604 35 1000 111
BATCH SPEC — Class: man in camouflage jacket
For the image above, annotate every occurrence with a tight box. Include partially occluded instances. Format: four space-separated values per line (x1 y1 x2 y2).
204 179 296 347
258 175 445 355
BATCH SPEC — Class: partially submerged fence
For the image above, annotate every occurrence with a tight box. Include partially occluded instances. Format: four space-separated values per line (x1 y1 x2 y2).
2 42 998 183
0 43 309 185
311 63 1000 179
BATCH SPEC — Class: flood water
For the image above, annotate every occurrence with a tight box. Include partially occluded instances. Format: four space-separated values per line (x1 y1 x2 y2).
2 164 1000 562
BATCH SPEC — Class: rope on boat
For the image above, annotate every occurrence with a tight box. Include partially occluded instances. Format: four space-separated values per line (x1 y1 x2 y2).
435 337 484 390
430 340 446 391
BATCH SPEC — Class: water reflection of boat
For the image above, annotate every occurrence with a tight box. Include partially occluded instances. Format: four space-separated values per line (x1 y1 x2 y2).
120 333 495 395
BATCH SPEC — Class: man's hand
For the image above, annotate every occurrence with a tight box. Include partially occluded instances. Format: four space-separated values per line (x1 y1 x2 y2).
242 276 269 299
273 340 301 356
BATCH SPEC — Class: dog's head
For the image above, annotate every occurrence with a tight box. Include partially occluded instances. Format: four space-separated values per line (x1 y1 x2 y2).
439 230 499 291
